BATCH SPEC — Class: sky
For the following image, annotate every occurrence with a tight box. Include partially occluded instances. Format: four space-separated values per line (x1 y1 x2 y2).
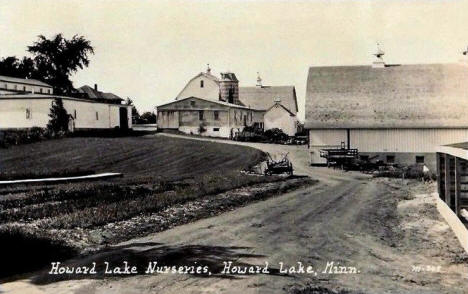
1 0 468 120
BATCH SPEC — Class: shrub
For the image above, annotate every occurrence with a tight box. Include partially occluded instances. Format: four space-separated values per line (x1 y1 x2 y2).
264 128 289 143
0 127 51 148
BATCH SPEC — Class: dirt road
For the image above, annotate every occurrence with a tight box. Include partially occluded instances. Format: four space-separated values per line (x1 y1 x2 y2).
5 134 468 294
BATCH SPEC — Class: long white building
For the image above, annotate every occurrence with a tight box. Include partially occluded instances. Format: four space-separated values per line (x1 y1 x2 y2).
0 78 132 131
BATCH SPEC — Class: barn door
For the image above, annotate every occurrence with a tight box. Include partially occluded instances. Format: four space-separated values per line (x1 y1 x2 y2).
119 107 129 130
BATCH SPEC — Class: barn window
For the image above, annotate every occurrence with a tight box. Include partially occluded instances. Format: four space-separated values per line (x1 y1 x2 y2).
199 110 204 120
200 80 204 88
96 112 99 120
214 111 219 120
26 108 31 119
190 100 195 106
416 156 425 164
213 128 220 132
386 155 395 164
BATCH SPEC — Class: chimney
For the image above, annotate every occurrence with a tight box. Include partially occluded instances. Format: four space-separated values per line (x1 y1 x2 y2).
256 72 262 87
206 64 211 74
372 42 386 68
94 84 98 91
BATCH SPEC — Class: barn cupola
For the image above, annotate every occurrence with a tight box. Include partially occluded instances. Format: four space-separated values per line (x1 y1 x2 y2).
219 71 239 105
372 43 386 68
256 72 263 87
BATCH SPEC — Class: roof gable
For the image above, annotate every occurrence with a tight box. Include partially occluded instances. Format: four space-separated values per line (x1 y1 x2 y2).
305 63 468 128
239 86 298 114
266 103 296 116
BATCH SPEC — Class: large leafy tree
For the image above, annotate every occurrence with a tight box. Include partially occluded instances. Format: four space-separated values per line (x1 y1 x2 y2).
0 34 94 94
28 34 94 94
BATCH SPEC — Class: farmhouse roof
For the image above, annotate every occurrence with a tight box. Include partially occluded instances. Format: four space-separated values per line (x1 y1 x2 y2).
0 75 52 88
305 63 468 129
77 85 123 101
239 86 298 114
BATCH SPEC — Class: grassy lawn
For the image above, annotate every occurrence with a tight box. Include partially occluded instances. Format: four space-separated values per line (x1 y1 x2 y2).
0 135 264 181
0 135 272 228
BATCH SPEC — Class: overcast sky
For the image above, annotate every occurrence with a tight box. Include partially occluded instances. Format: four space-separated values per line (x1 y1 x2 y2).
1 0 468 120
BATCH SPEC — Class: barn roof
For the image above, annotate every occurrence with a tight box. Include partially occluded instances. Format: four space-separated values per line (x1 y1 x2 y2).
77 85 123 101
239 86 298 114
305 63 468 129
0 75 52 87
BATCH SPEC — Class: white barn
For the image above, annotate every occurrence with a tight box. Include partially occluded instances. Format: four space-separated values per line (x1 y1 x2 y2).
305 61 468 170
159 66 299 137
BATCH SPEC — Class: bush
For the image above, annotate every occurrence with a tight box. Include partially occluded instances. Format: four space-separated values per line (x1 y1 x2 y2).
0 127 53 148
264 128 289 143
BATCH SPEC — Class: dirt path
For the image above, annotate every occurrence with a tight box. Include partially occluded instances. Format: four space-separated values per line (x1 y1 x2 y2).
5 134 468 294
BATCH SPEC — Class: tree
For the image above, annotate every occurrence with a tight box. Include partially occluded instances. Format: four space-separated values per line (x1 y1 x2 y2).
47 98 70 134
139 112 157 124
27 34 94 94
0 56 35 79
126 97 141 124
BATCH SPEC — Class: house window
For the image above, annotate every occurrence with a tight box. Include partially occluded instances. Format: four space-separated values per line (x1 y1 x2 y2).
23 86 26 91
26 108 31 119
386 155 395 164
213 128 220 132
40 88 43 93
190 100 195 106
416 156 425 164
214 111 219 120
14 85 18 90
48 89 51 94
96 112 99 120
199 110 204 120
200 80 204 88
74 110 77 119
